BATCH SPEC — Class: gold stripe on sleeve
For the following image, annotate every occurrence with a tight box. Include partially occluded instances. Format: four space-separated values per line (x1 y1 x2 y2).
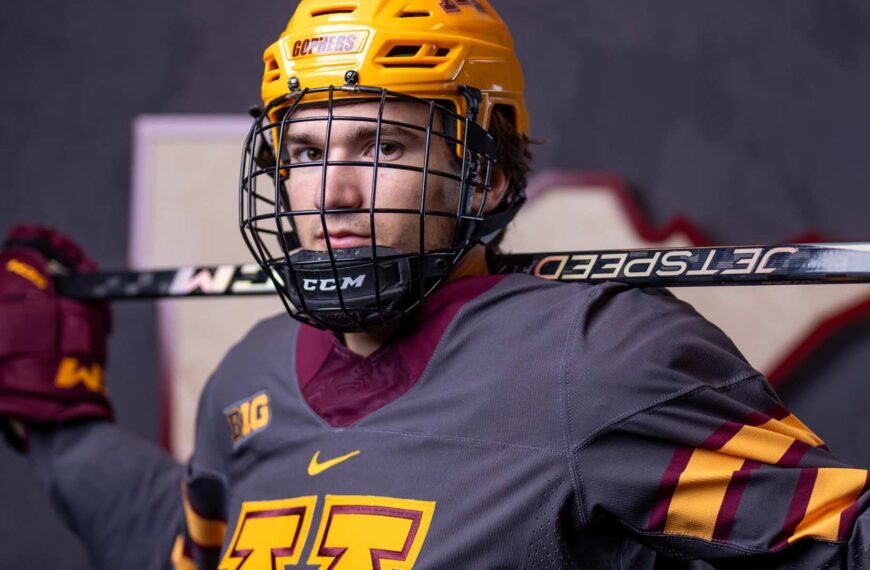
171 535 196 570
771 415 825 447
718 424 796 464
789 468 867 544
183 486 228 548
664 448 745 540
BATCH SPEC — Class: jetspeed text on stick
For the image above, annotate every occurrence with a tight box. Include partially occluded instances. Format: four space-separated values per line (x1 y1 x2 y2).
532 247 798 282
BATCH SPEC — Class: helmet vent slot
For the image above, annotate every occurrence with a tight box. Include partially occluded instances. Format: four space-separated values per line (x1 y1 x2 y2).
264 55 281 82
385 45 422 58
434 47 450 57
310 6 356 17
382 63 438 69
400 11 430 17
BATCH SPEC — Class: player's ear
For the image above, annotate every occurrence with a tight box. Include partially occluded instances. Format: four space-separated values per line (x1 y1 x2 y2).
478 165 510 214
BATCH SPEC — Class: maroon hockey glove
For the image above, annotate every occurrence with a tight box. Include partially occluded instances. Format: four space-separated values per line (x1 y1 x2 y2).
0 225 113 426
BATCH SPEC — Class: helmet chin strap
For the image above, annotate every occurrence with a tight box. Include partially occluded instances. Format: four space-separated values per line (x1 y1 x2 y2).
447 245 490 281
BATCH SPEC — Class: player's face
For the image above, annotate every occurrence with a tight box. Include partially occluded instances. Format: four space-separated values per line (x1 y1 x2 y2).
282 101 463 254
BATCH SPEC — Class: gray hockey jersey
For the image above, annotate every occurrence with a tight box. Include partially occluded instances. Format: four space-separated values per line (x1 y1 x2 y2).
29 275 870 568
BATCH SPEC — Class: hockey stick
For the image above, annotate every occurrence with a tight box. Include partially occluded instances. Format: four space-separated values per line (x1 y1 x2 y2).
53 243 870 301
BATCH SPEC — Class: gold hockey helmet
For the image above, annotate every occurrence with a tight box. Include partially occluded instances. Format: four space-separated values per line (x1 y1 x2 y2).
240 0 529 332
260 0 528 134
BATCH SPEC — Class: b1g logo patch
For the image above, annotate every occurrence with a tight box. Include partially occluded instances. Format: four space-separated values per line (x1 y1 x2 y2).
282 31 368 60
224 390 271 446
218 495 436 570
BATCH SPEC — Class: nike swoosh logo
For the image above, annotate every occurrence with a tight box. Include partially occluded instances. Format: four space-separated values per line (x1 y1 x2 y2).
307 449 360 476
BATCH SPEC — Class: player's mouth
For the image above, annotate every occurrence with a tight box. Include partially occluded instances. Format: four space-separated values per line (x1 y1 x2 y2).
317 231 372 249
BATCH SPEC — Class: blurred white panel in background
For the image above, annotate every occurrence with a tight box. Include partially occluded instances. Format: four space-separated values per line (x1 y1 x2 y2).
130 115 284 460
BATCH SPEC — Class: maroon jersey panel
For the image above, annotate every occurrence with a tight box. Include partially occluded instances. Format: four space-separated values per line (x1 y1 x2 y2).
296 275 506 427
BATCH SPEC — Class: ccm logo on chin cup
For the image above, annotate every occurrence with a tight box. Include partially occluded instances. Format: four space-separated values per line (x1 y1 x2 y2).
302 275 366 292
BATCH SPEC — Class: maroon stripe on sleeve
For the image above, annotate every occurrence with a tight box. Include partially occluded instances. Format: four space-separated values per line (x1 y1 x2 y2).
711 459 761 542
648 447 694 532
777 440 810 468
773 467 818 550
766 404 791 420
648 421 744 533
745 410 772 427
744 404 791 427
838 471 870 541
700 421 743 451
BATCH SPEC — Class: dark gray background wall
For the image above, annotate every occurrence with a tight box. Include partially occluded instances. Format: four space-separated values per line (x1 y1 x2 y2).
1 1 869 567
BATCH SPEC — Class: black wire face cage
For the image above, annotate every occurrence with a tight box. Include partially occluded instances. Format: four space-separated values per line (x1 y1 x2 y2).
239 83 508 333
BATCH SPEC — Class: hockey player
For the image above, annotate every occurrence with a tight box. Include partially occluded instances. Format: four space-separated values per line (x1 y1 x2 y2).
3 1 870 568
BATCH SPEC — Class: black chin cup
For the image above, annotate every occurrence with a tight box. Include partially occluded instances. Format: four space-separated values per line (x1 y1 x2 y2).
282 247 453 332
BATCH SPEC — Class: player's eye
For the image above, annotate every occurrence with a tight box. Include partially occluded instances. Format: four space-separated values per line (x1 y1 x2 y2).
293 147 323 163
365 142 402 161
378 142 400 156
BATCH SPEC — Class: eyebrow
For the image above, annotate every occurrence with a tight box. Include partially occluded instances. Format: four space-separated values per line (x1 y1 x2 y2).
282 123 424 147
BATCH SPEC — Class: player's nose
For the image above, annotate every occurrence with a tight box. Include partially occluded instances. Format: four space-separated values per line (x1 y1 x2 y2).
314 159 367 211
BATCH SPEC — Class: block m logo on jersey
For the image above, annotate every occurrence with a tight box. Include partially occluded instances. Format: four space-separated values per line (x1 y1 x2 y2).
219 495 436 569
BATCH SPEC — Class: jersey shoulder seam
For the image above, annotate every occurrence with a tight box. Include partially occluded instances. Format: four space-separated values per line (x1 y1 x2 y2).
565 368 763 528
570 371 763 456
559 286 599 528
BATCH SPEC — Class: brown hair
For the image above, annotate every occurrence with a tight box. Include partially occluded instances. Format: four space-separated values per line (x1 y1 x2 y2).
486 105 535 250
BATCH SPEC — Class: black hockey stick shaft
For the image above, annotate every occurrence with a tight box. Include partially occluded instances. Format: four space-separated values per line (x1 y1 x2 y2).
55 243 870 301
